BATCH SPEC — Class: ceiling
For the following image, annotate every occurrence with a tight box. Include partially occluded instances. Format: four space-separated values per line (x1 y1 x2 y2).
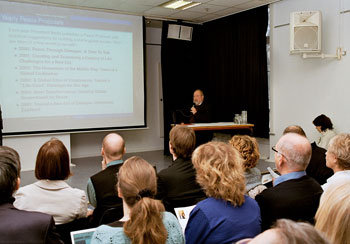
23 0 279 24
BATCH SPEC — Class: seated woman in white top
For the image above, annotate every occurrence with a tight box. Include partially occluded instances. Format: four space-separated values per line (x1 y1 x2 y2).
91 156 184 244
313 114 336 149
322 133 350 191
14 138 89 225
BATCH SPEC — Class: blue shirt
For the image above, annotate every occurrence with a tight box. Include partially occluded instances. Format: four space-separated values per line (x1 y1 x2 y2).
91 212 184 244
87 160 123 207
273 171 306 187
185 196 261 244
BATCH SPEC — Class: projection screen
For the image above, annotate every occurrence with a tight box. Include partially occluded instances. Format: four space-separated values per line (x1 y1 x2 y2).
0 1 145 135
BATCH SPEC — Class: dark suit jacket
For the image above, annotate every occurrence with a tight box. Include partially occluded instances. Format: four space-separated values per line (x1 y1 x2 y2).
156 157 206 213
306 142 333 185
255 175 323 231
90 163 123 226
190 101 212 123
0 201 62 243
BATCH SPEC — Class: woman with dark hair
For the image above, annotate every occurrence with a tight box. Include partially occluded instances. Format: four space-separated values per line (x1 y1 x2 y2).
91 156 184 244
312 114 336 149
14 138 89 225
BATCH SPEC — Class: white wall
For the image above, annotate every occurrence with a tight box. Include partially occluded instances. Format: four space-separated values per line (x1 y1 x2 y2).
70 27 164 158
269 0 350 159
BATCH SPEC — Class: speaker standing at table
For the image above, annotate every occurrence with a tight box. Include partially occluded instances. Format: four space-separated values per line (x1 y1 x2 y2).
190 89 213 146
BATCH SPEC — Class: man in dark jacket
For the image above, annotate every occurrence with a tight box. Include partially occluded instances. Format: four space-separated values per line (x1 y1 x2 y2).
157 125 206 213
283 125 333 184
255 133 323 231
0 146 62 243
87 133 125 226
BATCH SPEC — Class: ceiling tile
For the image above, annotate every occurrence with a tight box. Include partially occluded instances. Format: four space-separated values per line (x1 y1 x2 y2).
213 7 244 16
170 10 205 21
206 0 250 7
143 6 181 16
188 3 228 14
117 3 154 12
80 0 123 10
127 0 168 5
194 13 221 23
234 0 266 9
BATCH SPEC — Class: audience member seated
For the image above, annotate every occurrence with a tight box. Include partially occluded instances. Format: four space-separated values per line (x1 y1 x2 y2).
321 133 350 191
255 133 323 230
237 219 330 244
0 146 63 243
14 138 89 225
157 125 206 213
87 133 125 226
283 125 333 185
315 179 350 244
91 156 184 244
313 114 336 149
229 135 266 198
185 142 261 244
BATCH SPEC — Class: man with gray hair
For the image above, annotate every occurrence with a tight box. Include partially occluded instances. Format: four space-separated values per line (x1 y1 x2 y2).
283 125 333 185
255 133 323 230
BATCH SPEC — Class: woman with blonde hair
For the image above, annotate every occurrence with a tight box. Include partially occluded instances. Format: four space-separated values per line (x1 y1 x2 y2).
91 156 184 244
315 179 350 244
322 133 350 191
185 142 261 244
229 135 266 197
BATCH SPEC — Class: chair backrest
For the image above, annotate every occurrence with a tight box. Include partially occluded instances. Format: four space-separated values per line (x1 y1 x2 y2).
99 208 123 225
56 218 89 244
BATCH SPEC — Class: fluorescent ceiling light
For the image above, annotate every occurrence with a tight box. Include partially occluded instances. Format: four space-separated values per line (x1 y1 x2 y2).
179 2 201 10
160 0 201 10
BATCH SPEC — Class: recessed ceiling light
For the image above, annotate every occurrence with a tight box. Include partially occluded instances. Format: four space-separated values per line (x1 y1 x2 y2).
178 2 201 10
160 0 201 10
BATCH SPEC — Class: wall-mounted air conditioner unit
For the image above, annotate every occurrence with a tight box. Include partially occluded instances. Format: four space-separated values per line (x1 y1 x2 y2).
290 11 321 54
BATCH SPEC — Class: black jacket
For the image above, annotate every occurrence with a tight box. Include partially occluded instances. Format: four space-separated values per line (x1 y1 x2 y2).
156 157 206 213
255 175 323 231
0 200 63 243
306 142 333 185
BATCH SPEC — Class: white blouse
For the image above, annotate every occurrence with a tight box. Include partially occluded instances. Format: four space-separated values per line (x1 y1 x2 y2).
14 180 88 225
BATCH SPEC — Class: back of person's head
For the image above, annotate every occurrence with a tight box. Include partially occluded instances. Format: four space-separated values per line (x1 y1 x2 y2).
312 114 333 131
169 125 196 159
315 179 350 244
192 141 245 206
118 156 167 244
244 219 330 244
35 138 70 180
283 125 307 137
0 146 21 203
102 133 125 161
277 133 312 171
229 135 260 171
327 133 350 170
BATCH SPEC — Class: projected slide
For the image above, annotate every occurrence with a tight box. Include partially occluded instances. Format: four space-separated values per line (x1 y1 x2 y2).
0 1 145 134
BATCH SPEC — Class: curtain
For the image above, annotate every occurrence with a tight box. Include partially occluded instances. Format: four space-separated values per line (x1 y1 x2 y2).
161 6 269 153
